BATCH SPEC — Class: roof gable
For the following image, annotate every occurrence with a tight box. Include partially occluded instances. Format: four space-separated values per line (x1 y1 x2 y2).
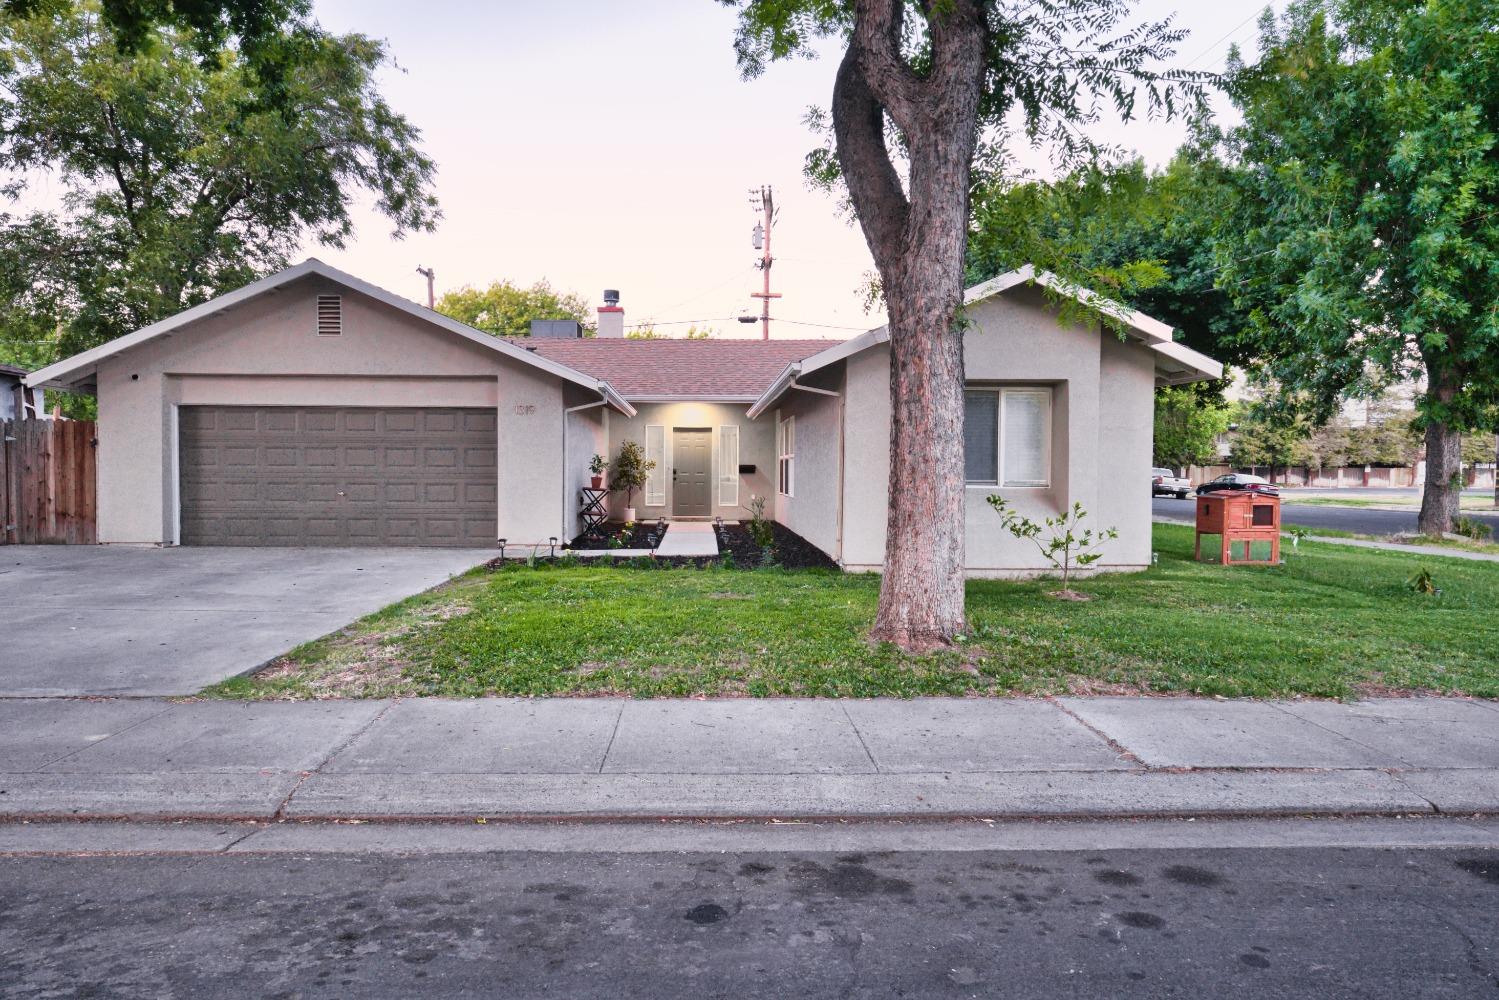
747 266 1222 417
25 259 635 415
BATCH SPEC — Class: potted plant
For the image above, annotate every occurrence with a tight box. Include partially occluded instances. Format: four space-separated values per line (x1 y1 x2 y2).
609 439 655 522
588 453 608 490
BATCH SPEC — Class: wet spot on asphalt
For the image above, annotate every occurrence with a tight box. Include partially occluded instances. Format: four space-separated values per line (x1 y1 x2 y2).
685 903 729 925
1163 865 1225 888
1454 858 1499 885
1094 869 1142 887
1240 953 1271 969
790 860 914 898
738 862 775 877
1116 911 1166 930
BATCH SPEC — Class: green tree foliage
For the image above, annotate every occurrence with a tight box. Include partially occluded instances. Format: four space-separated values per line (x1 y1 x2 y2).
1213 1 1499 532
1153 386 1229 470
0 1 438 367
436 280 592 337
3 0 310 94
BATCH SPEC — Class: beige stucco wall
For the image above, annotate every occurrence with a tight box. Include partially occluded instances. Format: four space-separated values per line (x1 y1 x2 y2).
834 286 1155 577
606 401 775 521
770 364 845 560
563 388 609 540
93 274 573 545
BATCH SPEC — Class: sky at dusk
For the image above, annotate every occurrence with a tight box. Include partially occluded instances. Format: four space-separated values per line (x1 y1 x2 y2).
304 1 1286 338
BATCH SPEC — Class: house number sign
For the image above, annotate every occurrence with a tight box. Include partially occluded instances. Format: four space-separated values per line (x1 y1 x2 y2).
512 404 536 415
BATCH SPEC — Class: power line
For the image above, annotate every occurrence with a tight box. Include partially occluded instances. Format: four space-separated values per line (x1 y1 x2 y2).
1183 9 1263 70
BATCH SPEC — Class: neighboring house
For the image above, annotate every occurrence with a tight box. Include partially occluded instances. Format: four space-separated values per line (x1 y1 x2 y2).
25 259 1220 576
1 363 46 421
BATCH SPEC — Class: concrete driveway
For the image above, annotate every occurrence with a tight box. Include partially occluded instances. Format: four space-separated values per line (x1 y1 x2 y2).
0 546 496 697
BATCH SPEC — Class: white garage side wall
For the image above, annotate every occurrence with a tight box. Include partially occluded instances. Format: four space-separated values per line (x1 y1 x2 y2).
838 286 1149 578
497 365 567 545
770 366 845 561
91 274 566 545
607 402 775 521
1093 333 1156 571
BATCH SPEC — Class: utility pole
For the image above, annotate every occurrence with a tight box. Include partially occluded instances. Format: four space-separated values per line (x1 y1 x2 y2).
749 186 780 340
416 266 435 309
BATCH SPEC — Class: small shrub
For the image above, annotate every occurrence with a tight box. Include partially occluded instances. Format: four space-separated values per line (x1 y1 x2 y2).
1407 566 1440 596
746 493 775 548
720 550 736 570
1455 516 1493 542
557 552 579 569
1287 526 1309 552
986 497 1118 598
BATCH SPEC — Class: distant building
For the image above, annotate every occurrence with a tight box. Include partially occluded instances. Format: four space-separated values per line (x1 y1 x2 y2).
0 363 47 421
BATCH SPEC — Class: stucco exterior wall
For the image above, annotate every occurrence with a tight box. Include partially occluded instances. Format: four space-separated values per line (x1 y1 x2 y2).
770 365 845 560
606 401 775 521
92 274 569 545
1094 331 1156 571
836 286 1153 577
563 389 609 540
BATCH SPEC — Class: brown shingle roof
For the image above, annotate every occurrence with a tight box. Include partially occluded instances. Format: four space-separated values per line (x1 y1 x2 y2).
505 337 843 399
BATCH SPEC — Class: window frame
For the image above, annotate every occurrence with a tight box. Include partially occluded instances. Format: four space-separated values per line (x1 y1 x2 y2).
776 415 795 498
962 385 1053 489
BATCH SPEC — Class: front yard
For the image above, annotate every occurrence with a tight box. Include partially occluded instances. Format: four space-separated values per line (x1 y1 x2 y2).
207 523 1499 701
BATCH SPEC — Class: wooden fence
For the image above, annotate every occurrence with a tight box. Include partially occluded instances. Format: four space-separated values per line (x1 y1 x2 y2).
1 419 97 544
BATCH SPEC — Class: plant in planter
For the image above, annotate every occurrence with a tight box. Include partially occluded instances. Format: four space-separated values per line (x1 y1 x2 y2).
986 497 1118 600
609 440 655 522
588 453 609 490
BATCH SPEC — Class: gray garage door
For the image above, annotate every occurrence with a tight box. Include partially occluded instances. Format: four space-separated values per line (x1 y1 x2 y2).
179 406 498 546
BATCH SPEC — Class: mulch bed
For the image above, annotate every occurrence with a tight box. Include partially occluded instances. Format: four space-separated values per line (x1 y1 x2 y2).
714 521 840 570
492 520 837 570
565 519 667 551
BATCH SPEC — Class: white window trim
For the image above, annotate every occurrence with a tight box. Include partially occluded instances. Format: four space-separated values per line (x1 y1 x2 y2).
717 424 740 508
964 386 1053 489
776 415 796 498
644 424 666 507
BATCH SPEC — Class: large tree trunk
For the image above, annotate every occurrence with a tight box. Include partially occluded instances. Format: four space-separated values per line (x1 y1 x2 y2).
872 270 969 648
831 0 985 649
1418 366 1463 536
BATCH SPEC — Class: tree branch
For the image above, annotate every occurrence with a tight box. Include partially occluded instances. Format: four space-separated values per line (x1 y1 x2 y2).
849 0 925 132
832 40 910 274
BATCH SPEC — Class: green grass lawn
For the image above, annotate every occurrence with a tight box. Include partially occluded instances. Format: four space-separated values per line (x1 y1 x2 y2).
205 524 1499 701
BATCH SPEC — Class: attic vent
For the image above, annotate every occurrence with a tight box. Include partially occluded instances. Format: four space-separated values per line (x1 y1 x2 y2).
316 295 342 336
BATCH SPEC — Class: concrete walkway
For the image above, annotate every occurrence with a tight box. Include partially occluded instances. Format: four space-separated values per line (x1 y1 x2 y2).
3 696 1498 822
652 521 719 557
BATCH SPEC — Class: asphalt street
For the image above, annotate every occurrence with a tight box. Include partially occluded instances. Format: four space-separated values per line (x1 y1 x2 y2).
1152 495 1499 536
4 844 1498 998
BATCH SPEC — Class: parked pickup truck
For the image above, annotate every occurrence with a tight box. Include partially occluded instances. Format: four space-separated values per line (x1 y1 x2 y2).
1151 467 1192 499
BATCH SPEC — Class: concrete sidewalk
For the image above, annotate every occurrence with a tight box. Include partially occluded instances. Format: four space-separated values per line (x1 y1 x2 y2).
2 696 1497 822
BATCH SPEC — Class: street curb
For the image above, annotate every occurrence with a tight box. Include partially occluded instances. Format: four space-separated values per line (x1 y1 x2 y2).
6 767 1489 823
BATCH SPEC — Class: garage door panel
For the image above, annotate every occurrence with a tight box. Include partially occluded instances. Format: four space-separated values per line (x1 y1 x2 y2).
180 406 498 547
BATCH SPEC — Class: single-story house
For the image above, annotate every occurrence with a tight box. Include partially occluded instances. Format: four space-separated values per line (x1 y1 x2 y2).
26 258 1220 575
